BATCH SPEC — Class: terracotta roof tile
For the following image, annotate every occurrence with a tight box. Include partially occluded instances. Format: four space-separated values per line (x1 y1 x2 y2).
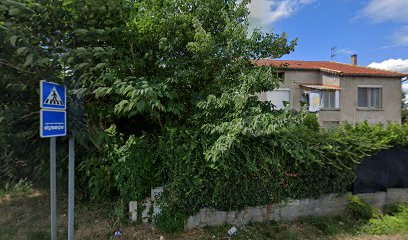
255 59 408 78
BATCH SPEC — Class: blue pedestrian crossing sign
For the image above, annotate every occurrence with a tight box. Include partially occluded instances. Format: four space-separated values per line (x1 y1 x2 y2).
40 110 67 137
40 80 66 110
40 80 67 138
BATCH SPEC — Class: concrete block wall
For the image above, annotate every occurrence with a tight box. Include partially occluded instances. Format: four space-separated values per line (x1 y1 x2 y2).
184 188 408 229
128 188 408 229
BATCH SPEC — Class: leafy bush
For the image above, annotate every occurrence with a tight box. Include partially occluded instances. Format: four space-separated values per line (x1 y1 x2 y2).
78 125 163 202
155 207 188 233
384 202 408 216
302 113 320 131
0 178 32 197
347 195 380 222
158 121 402 215
359 203 408 235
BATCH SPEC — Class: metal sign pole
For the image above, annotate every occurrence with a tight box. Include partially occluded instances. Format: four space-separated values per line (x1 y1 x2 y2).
50 137 57 240
68 137 75 240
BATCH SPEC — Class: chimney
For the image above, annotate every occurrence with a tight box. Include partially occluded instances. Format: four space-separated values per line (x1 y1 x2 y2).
351 54 357 66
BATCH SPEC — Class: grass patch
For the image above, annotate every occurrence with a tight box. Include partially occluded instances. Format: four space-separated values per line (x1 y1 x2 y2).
359 203 408 235
197 222 304 240
28 231 50 240
0 179 32 197
155 207 188 233
301 216 342 236
1 189 407 240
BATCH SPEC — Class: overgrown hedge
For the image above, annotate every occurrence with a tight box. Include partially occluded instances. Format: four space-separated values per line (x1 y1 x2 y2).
159 122 407 215
80 120 408 216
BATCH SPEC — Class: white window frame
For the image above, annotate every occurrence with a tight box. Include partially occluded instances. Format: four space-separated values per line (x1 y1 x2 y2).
357 86 383 109
321 91 340 109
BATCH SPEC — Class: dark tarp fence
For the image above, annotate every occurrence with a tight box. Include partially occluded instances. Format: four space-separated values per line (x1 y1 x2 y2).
353 148 408 194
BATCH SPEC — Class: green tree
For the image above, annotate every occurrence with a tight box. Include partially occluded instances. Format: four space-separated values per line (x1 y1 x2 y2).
0 0 298 190
402 84 407 124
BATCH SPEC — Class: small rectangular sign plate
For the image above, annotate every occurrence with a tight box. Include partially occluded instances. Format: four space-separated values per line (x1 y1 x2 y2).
40 110 67 138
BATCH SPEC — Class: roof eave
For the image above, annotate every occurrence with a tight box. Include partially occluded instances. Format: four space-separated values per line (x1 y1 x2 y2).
275 67 407 78
340 73 408 78
277 67 343 76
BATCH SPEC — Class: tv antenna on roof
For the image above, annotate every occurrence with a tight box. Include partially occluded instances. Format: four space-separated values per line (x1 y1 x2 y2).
330 47 336 61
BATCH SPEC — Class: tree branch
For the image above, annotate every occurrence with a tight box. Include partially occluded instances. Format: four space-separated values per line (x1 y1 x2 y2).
0 60 34 75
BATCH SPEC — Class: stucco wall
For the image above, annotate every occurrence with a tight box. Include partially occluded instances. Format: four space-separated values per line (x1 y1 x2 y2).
258 70 321 110
258 70 402 125
322 72 340 86
339 77 401 124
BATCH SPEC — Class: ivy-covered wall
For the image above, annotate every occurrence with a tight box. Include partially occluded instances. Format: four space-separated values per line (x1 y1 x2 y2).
80 121 408 216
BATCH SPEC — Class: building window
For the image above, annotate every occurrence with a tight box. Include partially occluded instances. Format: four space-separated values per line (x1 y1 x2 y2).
273 72 285 80
321 91 339 109
277 72 284 80
266 89 290 110
358 87 382 108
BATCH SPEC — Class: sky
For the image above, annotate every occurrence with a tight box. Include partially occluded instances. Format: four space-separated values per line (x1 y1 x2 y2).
248 0 408 90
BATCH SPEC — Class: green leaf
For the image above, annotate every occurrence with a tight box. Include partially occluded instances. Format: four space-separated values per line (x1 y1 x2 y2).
99 6 106 12
36 58 49 65
74 29 88 35
23 54 33 66
10 35 17 47
66 56 74 64
77 62 89 69
16 47 27 55
115 100 129 114
8 7 20 16
0 5 7 12
93 87 111 98
136 101 145 112
95 63 106 69
63 0 73 6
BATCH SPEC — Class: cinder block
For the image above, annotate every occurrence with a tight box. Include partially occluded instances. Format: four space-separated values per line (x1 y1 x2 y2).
320 193 350 216
225 211 237 224
185 215 200 229
129 201 138 222
386 188 408 204
210 210 227 226
355 192 386 210
141 198 152 223
151 186 163 201
183 189 407 229
151 186 163 220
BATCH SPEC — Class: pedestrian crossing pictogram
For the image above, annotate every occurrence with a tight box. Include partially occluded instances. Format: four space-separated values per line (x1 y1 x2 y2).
40 81 66 110
44 87 64 106
40 81 66 137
